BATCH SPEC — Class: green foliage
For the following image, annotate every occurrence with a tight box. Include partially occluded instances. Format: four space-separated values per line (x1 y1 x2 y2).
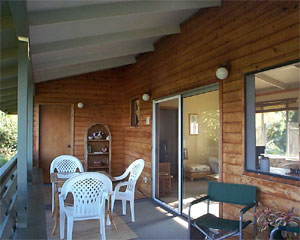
0 111 18 168
265 111 286 155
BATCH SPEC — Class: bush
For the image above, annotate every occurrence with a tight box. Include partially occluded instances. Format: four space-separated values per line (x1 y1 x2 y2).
0 111 18 168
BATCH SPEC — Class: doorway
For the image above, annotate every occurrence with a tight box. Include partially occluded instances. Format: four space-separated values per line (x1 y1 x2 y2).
153 96 182 213
182 90 220 217
39 104 74 183
153 84 220 215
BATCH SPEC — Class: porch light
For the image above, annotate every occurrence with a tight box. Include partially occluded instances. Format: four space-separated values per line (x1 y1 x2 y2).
77 102 84 108
216 67 229 80
142 93 150 101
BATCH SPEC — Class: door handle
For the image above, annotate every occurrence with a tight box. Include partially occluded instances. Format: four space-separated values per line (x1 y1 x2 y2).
67 144 71 148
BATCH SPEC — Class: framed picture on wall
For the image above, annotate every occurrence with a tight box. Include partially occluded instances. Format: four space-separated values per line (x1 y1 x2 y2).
189 114 199 135
130 98 140 127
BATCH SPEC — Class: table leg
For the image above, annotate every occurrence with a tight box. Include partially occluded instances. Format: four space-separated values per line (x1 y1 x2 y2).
52 186 59 235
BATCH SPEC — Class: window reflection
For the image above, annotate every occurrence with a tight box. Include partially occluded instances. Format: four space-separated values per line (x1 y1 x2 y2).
246 61 300 179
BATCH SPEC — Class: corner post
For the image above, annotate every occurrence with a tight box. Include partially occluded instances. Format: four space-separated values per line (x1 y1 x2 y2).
27 61 34 181
17 40 29 227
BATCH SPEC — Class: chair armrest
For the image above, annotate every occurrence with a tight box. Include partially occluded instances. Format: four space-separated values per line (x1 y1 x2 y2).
240 202 256 215
114 169 129 181
59 193 65 211
190 195 209 206
188 195 209 226
114 181 130 193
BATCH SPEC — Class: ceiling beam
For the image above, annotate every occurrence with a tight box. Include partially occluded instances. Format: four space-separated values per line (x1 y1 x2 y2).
33 42 153 71
0 87 17 97
31 25 180 55
0 94 17 102
0 48 18 61
0 99 17 108
29 10 198 44
0 16 15 30
0 77 18 90
28 1 221 26
34 55 136 82
9 0 29 37
0 66 18 79
0 106 17 114
256 73 287 90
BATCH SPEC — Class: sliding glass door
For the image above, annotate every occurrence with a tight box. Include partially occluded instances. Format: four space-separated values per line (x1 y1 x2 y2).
152 96 182 213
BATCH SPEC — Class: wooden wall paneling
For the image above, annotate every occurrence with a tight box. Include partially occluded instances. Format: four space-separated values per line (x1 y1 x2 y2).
32 1 300 221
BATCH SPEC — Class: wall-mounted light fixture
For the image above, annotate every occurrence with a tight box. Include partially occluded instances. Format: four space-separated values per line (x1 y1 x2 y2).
216 67 229 80
142 93 150 102
77 102 84 109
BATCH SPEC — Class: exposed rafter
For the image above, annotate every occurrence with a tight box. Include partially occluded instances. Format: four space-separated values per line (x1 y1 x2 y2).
0 87 17 97
33 41 154 71
9 0 29 37
34 55 136 82
28 1 221 26
0 99 17 108
256 73 287 90
0 48 18 61
26 0 222 82
0 77 18 90
0 94 17 103
0 66 18 79
31 25 180 55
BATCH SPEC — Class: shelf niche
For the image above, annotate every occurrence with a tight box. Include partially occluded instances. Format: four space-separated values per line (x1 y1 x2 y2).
85 123 111 174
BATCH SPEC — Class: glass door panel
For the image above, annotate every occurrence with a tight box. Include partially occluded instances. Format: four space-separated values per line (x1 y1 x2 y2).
182 90 220 217
153 96 181 213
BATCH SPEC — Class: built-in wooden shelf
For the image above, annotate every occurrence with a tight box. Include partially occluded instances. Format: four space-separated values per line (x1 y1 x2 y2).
88 166 109 169
88 139 109 142
88 152 109 156
85 123 111 174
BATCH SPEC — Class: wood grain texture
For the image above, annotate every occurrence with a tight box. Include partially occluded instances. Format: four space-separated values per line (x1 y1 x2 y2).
33 1 300 224
33 70 125 177
120 0 300 218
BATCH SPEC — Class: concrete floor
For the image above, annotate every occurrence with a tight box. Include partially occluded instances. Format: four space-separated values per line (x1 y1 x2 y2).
14 170 190 240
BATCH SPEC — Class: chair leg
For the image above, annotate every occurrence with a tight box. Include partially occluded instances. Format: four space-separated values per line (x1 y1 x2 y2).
51 183 55 215
130 199 135 222
60 211 65 239
100 217 106 240
111 195 115 213
122 200 126 215
67 217 74 240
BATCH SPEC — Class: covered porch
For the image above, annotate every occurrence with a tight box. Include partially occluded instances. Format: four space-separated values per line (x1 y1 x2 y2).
1 0 299 239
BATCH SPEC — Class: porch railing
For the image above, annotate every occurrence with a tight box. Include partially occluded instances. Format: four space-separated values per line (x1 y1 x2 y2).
0 155 18 239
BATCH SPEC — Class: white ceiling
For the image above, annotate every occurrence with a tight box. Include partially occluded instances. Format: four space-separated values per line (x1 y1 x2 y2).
26 0 221 83
255 62 300 94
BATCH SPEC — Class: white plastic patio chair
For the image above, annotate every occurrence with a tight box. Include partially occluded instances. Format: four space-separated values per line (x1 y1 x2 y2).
59 172 110 240
50 155 84 214
111 159 145 222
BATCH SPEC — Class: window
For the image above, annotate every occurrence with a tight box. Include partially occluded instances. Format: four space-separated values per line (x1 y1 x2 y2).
130 98 140 127
245 61 300 180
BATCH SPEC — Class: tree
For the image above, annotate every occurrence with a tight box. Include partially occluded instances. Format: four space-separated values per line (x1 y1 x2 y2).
0 111 18 167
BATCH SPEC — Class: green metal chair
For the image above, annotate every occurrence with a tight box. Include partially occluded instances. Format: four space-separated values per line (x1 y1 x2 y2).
270 226 300 240
188 182 257 240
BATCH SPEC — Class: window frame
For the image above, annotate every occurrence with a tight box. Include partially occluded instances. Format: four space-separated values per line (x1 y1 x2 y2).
244 59 300 181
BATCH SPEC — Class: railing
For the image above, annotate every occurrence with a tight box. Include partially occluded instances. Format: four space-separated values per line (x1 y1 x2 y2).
0 155 17 239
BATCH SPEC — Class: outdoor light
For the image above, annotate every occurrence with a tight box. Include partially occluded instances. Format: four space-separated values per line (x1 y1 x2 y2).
77 102 84 109
216 67 229 80
142 93 150 102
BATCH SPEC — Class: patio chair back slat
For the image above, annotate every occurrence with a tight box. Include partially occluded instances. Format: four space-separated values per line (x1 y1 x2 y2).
207 181 257 205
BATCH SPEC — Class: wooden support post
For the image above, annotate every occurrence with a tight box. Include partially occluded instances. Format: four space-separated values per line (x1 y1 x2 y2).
17 41 29 227
27 61 34 182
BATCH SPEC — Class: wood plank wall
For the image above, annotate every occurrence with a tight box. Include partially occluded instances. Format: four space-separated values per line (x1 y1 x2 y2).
33 70 125 176
121 0 300 213
33 0 300 218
